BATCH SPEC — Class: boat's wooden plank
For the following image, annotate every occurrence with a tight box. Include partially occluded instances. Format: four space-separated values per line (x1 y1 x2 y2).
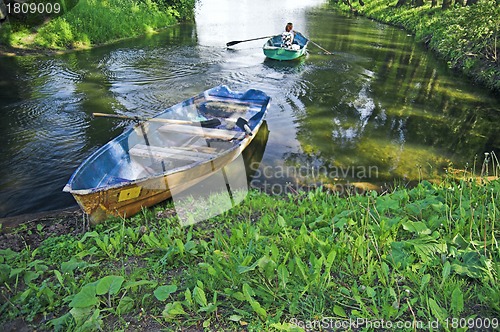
129 144 217 162
176 146 218 154
139 144 217 159
130 147 202 162
158 124 245 140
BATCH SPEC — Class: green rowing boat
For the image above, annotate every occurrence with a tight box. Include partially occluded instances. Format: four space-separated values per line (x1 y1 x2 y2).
263 32 308 61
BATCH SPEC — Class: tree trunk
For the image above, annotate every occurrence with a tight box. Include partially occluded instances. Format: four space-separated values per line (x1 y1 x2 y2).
442 0 452 9
415 0 425 6
455 0 464 6
465 0 478 5
395 0 407 7
343 0 353 10
431 0 438 7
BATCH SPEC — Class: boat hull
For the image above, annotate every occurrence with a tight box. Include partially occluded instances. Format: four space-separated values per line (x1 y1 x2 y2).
64 86 270 223
263 33 308 61
70 133 256 222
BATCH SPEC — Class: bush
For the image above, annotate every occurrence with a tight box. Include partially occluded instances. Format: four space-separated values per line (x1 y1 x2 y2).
152 0 196 20
333 0 500 92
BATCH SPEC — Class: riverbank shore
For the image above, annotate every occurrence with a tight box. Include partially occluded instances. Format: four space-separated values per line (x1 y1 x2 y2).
0 207 82 251
0 23 180 57
0 0 195 56
330 0 500 93
1 174 498 331
0 43 81 56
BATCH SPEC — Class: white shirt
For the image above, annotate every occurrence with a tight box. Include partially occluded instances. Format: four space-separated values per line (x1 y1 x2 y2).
281 30 294 48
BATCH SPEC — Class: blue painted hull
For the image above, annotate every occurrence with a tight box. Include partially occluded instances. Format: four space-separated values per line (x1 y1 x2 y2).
63 86 270 222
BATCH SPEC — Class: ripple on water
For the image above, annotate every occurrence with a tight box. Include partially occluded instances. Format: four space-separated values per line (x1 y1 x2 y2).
2 57 88 183
101 46 225 114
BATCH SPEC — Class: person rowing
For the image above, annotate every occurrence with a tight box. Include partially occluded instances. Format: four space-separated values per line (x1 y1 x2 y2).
281 22 299 50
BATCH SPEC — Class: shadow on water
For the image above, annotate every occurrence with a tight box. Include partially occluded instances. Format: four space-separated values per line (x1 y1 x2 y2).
243 121 270 180
263 56 308 72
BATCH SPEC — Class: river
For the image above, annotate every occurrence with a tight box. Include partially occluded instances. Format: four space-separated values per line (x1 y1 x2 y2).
0 0 499 218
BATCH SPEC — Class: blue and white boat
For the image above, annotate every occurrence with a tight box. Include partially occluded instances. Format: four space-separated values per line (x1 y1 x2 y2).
64 86 270 222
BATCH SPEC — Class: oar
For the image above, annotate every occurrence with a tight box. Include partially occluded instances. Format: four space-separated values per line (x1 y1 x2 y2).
294 31 333 55
308 40 334 55
226 35 273 47
92 113 221 127
236 117 252 136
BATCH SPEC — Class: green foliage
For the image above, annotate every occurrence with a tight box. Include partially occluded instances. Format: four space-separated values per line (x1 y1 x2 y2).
0 22 13 45
3 0 195 49
153 284 177 301
152 0 196 21
332 0 500 92
34 0 176 48
1 176 499 330
1 0 79 30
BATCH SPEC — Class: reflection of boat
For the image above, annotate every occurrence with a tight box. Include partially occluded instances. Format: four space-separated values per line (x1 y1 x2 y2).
263 32 308 61
242 120 269 180
263 56 306 72
63 86 270 223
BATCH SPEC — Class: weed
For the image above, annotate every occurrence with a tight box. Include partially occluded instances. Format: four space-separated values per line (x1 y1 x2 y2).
1 173 499 330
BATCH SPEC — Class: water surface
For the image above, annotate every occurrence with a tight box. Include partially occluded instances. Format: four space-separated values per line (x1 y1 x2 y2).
0 0 498 218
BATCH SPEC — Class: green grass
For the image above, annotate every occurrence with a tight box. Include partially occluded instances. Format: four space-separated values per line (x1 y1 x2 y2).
331 0 500 93
35 0 178 49
1 164 499 330
1 0 195 50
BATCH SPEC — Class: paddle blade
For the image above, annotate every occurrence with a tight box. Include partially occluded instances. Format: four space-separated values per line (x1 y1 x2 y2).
226 36 273 47
200 118 221 128
226 40 241 47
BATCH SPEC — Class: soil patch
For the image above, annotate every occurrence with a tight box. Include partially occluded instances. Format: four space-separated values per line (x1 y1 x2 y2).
0 207 84 252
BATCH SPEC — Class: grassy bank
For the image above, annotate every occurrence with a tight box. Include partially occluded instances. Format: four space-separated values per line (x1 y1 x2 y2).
0 0 195 50
330 0 500 93
1 173 499 330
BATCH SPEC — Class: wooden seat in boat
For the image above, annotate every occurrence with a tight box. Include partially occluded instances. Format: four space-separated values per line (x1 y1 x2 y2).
129 144 217 162
158 124 245 140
